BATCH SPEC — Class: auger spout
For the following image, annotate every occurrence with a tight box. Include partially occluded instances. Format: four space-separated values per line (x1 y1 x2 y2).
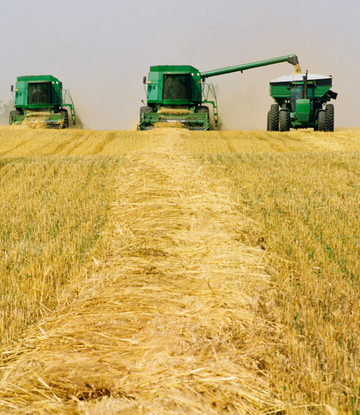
200 54 299 79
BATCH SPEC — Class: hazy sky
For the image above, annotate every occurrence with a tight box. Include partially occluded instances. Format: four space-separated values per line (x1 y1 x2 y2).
0 0 358 130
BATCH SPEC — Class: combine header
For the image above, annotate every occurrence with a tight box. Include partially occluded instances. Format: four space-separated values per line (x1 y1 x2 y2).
138 55 300 130
9 75 76 128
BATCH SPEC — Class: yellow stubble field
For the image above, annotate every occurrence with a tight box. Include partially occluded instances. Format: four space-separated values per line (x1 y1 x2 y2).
0 125 359 413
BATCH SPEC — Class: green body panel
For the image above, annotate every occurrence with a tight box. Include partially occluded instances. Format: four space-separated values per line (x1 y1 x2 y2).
269 73 337 130
270 81 332 107
296 99 311 122
139 55 299 130
147 65 202 105
14 75 62 108
10 75 76 128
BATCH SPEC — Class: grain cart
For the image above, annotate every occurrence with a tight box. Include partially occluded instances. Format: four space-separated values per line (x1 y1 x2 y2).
267 71 337 132
138 54 300 130
9 75 76 128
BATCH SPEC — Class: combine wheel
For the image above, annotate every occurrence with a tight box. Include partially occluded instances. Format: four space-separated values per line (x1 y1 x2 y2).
61 109 69 128
195 105 209 115
279 110 290 132
9 109 21 125
140 106 152 123
267 111 271 131
325 104 334 132
140 106 152 115
318 110 326 132
269 104 279 131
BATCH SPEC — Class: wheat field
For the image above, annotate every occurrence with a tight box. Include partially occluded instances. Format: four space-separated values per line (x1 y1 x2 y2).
0 125 359 414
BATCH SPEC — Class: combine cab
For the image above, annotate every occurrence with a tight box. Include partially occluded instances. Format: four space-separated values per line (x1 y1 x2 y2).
138 55 300 130
268 72 337 132
9 75 76 128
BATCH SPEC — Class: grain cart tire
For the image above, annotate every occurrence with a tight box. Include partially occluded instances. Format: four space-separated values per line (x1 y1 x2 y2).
318 110 326 132
325 104 334 132
279 109 290 132
267 111 271 131
61 109 69 128
269 104 279 131
9 110 21 125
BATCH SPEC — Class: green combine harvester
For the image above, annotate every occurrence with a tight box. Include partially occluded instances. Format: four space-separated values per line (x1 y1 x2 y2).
9 75 76 128
268 71 337 132
138 54 300 130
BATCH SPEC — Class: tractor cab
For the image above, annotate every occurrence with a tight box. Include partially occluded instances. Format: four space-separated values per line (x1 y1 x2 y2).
28 82 53 106
163 74 191 101
290 82 315 112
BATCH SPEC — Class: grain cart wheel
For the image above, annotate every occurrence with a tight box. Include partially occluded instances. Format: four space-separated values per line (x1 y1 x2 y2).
279 109 290 132
318 110 326 131
9 109 21 125
269 104 279 131
325 104 334 132
61 109 69 128
267 111 271 131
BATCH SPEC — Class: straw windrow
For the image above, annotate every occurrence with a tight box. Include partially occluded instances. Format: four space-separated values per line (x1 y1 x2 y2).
0 128 283 414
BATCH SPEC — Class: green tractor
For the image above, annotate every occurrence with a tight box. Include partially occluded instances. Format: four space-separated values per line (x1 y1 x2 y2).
9 75 76 128
267 71 337 132
138 55 300 130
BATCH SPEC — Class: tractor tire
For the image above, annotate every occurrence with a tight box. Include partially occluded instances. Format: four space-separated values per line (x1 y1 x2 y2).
269 104 279 131
9 110 21 125
279 110 290 132
267 111 271 131
318 110 326 132
325 104 334 132
61 109 69 128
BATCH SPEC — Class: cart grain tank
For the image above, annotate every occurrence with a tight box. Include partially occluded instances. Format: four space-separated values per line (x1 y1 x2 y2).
267 71 337 132
138 54 299 130
9 75 76 128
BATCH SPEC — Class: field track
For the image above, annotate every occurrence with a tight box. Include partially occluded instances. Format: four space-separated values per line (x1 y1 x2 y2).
0 127 282 414
0 126 359 414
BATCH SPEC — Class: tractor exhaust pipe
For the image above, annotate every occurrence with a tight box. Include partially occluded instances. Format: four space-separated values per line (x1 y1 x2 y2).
303 70 308 100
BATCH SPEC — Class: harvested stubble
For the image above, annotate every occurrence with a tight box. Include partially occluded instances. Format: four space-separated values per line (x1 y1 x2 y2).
192 128 360 412
0 128 285 414
0 156 119 346
0 126 150 157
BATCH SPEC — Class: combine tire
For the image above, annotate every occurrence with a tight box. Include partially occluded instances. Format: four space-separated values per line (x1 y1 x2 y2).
279 110 290 132
9 110 21 125
140 106 152 115
140 106 152 122
269 104 279 131
267 111 271 131
318 110 326 131
139 106 153 130
195 106 209 115
325 104 334 132
61 109 69 128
